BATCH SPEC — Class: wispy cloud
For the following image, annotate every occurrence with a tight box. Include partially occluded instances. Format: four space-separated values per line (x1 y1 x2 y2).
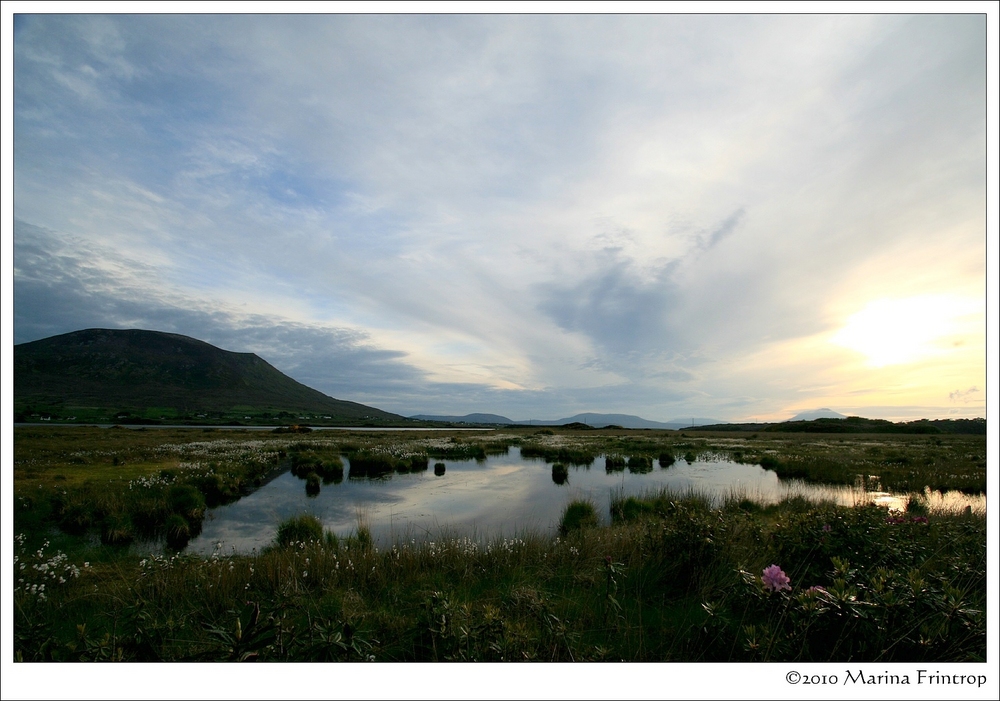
12 13 987 421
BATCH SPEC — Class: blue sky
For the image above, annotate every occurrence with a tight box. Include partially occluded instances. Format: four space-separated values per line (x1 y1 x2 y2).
8 11 991 422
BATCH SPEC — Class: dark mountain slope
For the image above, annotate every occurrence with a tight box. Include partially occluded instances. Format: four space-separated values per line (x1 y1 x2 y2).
14 328 404 424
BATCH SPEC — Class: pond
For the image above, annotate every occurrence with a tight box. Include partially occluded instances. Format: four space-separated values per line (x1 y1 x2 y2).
184 447 985 555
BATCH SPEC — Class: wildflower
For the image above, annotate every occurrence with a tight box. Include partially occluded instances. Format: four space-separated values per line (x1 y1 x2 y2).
762 564 791 593
911 516 929 524
822 524 831 532
804 585 826 595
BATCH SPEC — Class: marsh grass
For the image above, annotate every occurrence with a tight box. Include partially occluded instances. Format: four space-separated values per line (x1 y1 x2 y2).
13 427 986 661
551 463 569 485
559 500 599 535
13 490 985 662
275 514 324 547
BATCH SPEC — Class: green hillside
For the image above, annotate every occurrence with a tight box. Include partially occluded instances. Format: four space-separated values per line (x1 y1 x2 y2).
14 328 408 425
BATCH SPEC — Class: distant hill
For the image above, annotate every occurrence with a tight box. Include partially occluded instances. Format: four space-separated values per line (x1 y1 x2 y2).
520 413 674 429
410 413 515 424
410 412 726 429
789 408 847 421
692 416 985 435
521 413 725 429
14 328 406 425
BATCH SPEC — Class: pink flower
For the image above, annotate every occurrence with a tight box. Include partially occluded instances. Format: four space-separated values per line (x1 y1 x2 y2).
805 585 826 596
822 524 832 532
762 564 791 592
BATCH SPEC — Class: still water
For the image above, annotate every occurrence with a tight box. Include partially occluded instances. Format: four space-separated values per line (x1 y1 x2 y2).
185 447 985 555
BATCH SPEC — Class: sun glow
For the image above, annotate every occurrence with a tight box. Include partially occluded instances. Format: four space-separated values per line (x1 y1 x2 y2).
830 295 981 368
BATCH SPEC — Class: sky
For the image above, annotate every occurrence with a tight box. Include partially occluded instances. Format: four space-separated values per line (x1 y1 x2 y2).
7 10 993 423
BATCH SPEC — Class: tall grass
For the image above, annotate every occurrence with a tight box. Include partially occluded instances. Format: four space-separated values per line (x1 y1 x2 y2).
13 428 987 661
14 491 985 662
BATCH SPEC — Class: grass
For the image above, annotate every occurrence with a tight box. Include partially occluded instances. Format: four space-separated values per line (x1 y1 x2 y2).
13 492 985 662
275 514 324 547
559 500 599 535
13 425 987 662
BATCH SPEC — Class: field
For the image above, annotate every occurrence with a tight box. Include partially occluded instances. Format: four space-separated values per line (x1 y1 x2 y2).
12 426 987 662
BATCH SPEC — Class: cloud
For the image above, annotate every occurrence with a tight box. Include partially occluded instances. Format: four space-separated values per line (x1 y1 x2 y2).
949 387 980 403
11 14 987 422
12 221 425 403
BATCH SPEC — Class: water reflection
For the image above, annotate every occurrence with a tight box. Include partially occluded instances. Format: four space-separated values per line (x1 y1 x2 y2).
185 447 985 555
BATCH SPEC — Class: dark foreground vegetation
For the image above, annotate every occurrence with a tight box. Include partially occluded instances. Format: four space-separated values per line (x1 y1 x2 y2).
14 492 985 662
13 426 986 661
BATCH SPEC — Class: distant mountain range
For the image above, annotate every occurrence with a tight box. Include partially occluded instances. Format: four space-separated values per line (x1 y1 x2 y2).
410 412 726 429
14 328 407 425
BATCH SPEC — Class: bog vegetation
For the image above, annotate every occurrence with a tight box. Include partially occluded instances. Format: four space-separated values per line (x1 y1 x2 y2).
13 426 986 661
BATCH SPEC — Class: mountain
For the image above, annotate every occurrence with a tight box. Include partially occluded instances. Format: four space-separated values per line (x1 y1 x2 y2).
789 408 847 421
689 417 985 435
664 417 730 430
410 413 515 424
410 411 727 429
518 413 671 429
14 328 406 425
517 413 727 429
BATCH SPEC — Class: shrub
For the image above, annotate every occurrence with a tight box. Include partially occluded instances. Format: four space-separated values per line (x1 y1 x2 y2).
658 453 676 467
276 514 324 547
434 462 446 476
559 500 599 536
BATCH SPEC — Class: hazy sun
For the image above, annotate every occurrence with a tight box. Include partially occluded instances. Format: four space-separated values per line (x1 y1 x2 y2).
830 295 980 368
